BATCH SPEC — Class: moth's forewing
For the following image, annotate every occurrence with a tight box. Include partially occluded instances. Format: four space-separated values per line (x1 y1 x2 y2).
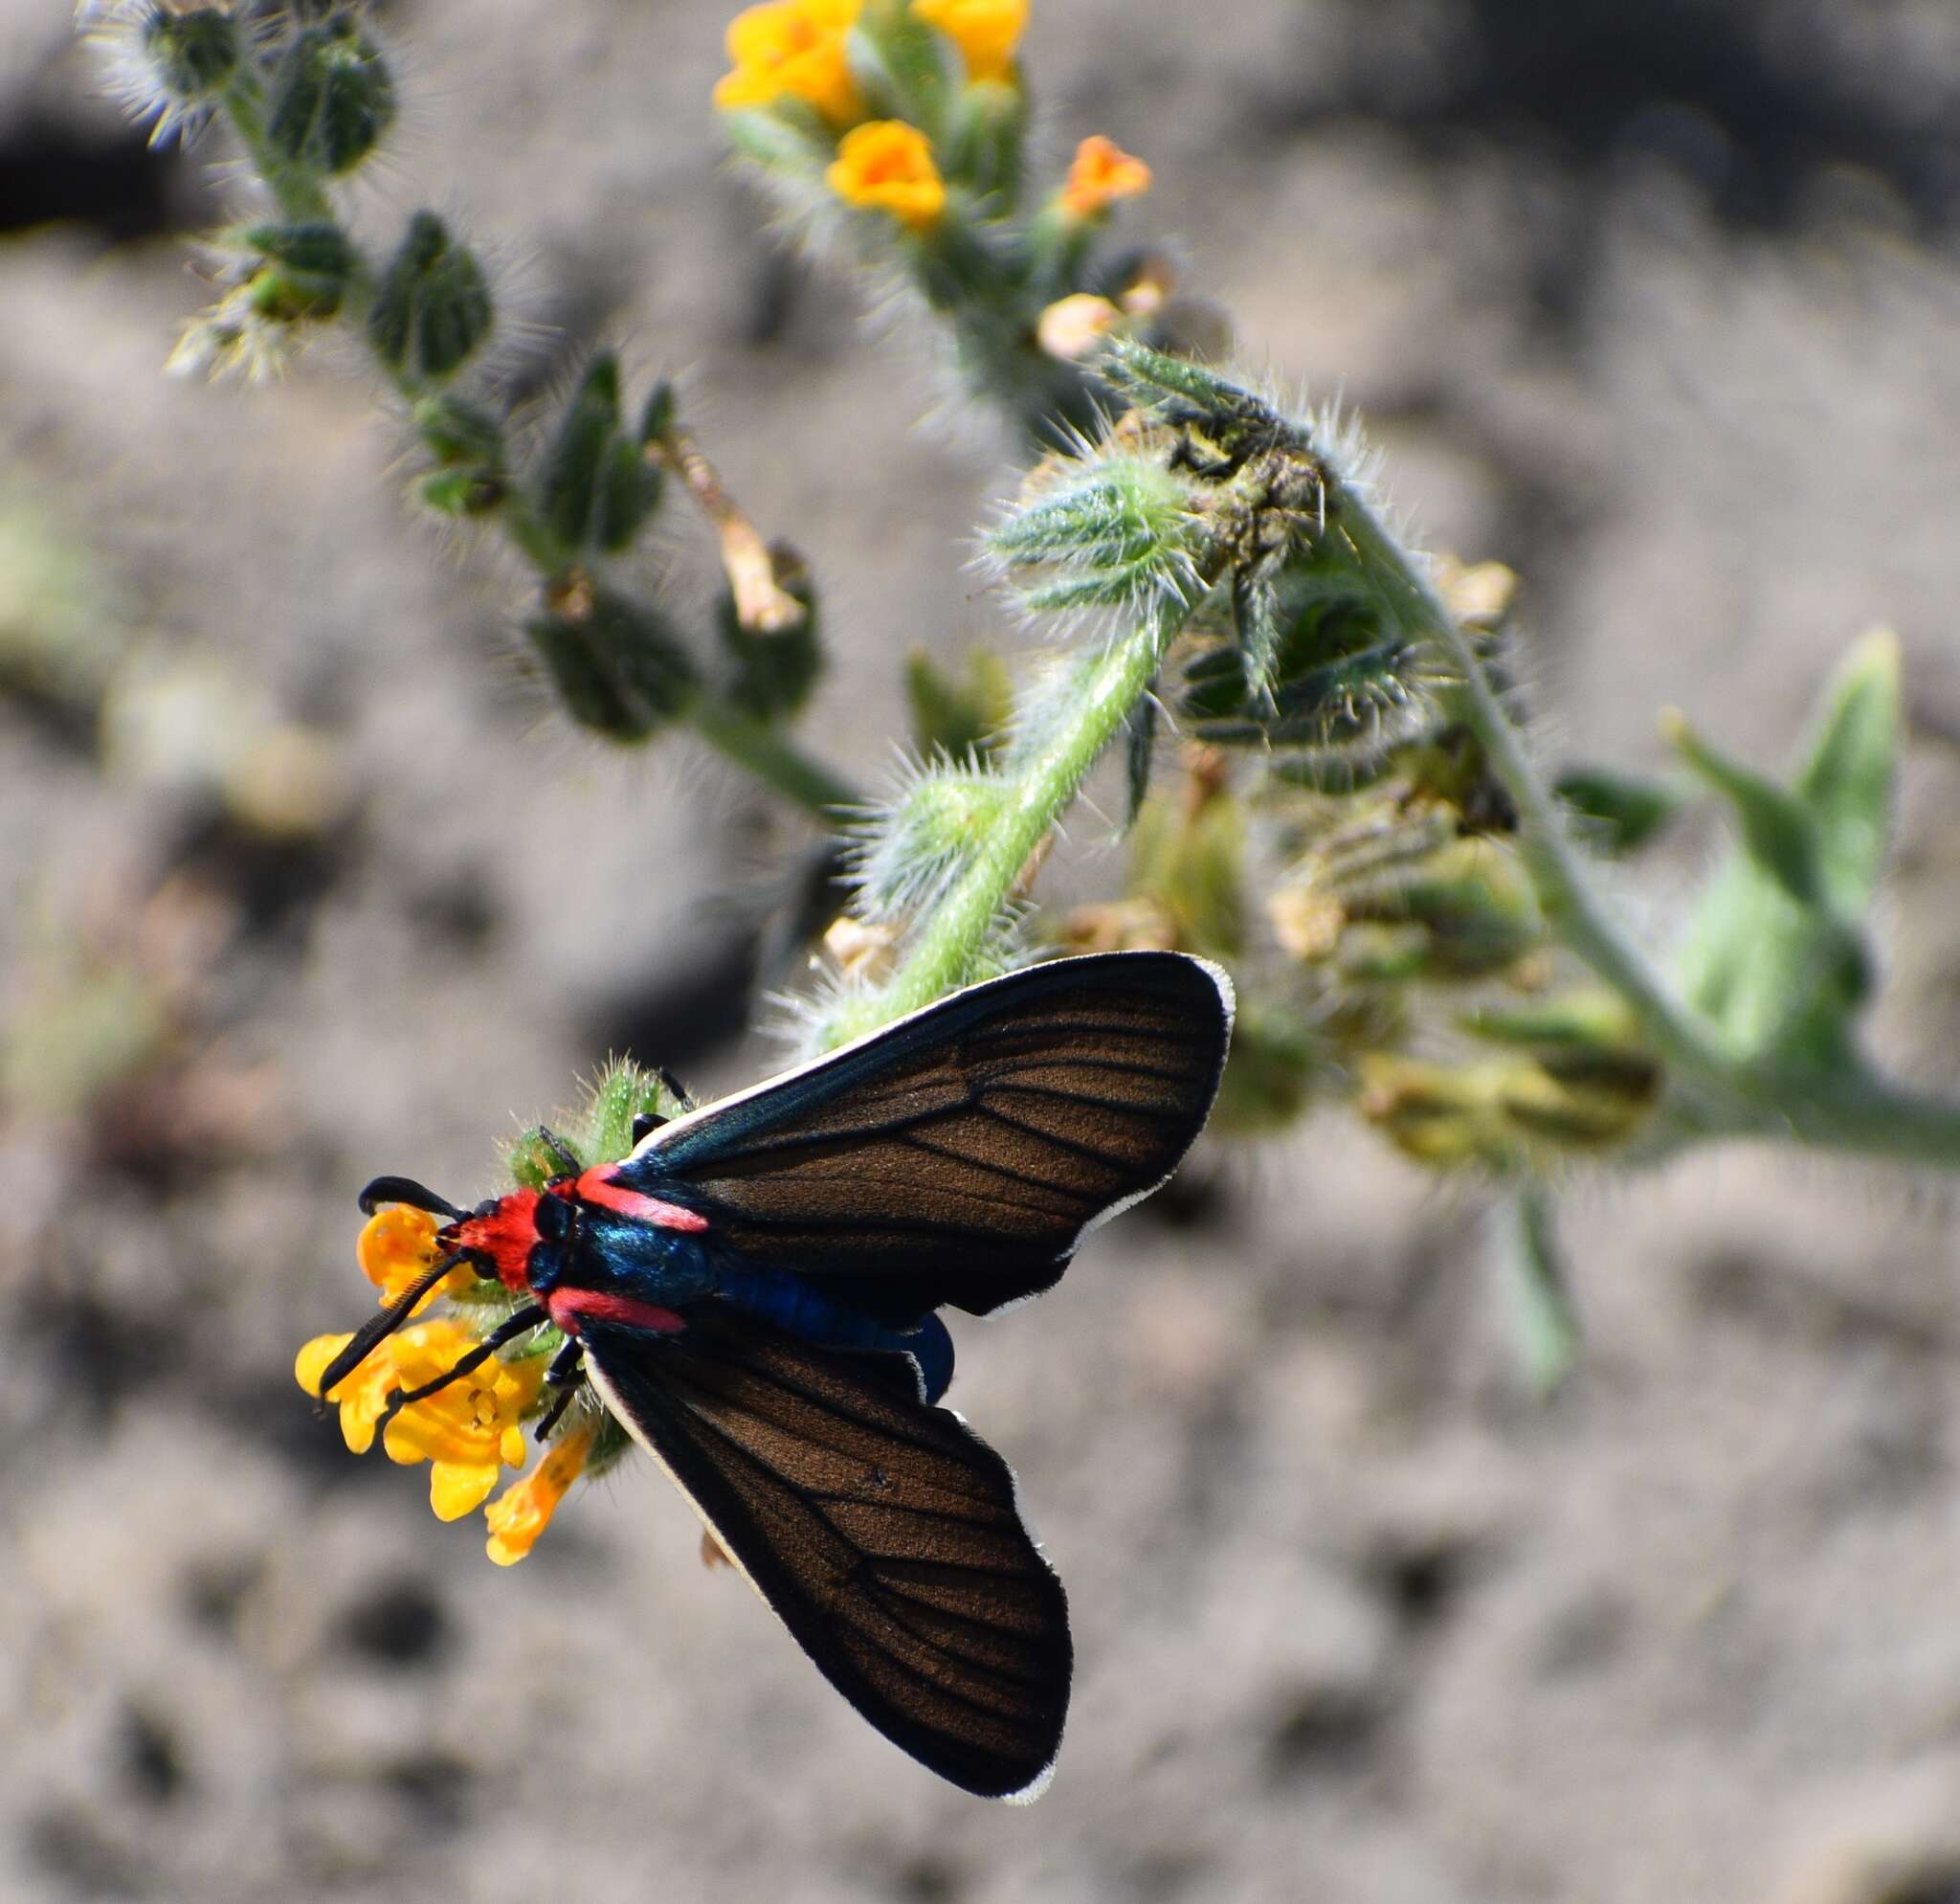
618 952 1235 1324
581 1313 1070 1802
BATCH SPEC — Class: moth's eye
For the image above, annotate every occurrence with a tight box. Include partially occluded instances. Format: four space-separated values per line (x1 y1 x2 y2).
632 1112 666 1144
534 1194 572 1243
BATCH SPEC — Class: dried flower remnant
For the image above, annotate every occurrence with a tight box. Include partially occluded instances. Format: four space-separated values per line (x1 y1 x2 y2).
485 1424 597 1565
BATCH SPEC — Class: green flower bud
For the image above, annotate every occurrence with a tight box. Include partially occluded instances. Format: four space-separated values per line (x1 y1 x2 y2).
718 548 821 722
143 9 241 104
240 220 356 322
1207 1001 1323 1136
535 356 661 555
368 213 494 384
637 379 676 446
944 77 1025 203
412 394 504 469
528 586 701 742
418 470 505 518
855 771 1008 920
266 17 397 176
904 647 1013 761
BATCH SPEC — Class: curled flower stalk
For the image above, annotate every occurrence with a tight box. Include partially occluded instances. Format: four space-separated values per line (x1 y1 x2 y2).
84 0 857 819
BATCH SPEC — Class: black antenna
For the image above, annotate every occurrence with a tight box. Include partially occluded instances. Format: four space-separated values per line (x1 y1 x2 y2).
358 1176 465 1220
310 1257 463 1404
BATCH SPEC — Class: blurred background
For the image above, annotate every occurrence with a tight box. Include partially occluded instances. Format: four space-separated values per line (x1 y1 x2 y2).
6 2 1960 1898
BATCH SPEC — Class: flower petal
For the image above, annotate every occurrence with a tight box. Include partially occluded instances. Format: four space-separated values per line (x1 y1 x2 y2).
430 1459 500 1521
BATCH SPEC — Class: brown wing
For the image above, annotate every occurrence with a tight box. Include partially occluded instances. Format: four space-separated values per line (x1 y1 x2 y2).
581 1312 1070 1801
616 952 1234 1323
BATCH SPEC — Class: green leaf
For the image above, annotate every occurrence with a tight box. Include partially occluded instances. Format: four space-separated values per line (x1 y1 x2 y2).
1796 627 1900 917
1553 764 1684 856
1666 710 1823 908
1669 637 1898 1069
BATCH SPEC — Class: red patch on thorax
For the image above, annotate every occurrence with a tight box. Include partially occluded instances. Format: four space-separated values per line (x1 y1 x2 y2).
572 1166 709 1232
546 1288 687 1337
449 1189 542 1290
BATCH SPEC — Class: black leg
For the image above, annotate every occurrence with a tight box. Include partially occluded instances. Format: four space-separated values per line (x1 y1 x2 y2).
653 1066 696 1112
312 1256 465 1407
374 1305 547 1434
534 1337 586 1441
535 1125 583 1177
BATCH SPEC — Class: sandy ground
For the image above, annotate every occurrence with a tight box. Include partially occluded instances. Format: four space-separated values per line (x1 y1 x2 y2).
6 3 1960 1900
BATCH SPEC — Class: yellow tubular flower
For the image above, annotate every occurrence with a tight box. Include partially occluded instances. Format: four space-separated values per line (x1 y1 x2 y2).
484 1424 598 1566
356 1203 470 1311
713 0 864 127
911 0 1026 83
295 1319 544 1518
1060 134 1151 219
827 121 946 231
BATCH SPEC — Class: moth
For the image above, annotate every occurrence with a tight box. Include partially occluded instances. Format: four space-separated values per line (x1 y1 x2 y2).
322 950 1233 1799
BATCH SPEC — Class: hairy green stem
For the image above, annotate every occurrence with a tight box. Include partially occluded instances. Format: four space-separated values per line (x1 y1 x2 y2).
1336 499 1739 1080
211 85 857 828
873 606 1184 1025
1336 493 1960 1172
220 77 334 225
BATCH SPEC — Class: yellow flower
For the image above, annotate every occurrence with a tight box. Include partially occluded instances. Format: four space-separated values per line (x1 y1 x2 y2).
911 0 1026 83
1060 134 1151 220
356 1203 470 1311
713 0 864 127
827 121 946 231
484 1424 597 1566
295 1319 543 1520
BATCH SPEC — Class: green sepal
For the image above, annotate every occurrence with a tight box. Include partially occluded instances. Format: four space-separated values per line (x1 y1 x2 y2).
419 470 505 517
506 1125 582 1191
1553 764 1684 857
717 567 822 722
527 588 702 743
1501 1189 1580 1399
850 0 952 139
904 647 1013 760
1125 782 1245 957
584 1060 684 1165
1121 694 1156 828
856 771 1009 919
239 220 357 321
638 379 677 446
594 438 664 555
538 355 660 554
1333 838 1543 981
943 77 1025 206
1208 1000 1322 1135
368 212 493 384
265 17 397 176
143 8 240 101
1460 990 1642 1054
717 104 836 174
412 393 504 468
